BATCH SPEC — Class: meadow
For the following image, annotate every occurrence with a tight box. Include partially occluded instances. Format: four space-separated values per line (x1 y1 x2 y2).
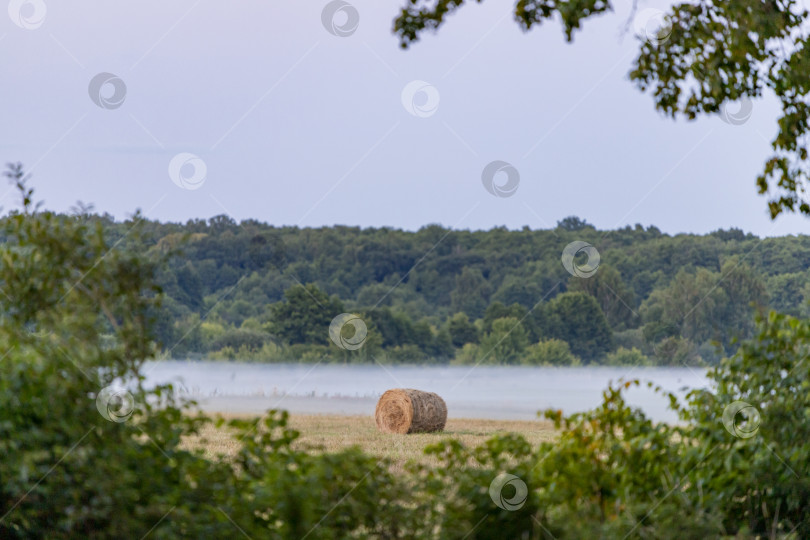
185 413 558 470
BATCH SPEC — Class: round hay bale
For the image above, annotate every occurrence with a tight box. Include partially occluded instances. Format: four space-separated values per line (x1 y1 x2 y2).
374 388 447 434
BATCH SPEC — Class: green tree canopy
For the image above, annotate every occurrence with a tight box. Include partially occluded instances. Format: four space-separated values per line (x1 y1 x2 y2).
568 265 637 331
479 316 530 364
450 267 492 318
641 260 766 353
447 311 479 347
543 291 613 360
270 284 344 345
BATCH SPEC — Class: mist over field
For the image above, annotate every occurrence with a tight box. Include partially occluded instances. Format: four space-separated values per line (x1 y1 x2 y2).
145 361 708 423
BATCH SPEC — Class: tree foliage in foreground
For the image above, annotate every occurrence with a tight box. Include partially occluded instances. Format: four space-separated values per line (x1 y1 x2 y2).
1 180 809 536
395 0 810 219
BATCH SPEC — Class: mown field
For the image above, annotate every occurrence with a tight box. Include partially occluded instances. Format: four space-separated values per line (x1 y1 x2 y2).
184 414 558 470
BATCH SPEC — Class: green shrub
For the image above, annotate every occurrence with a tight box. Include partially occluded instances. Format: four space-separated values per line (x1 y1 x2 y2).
522 338 579 366
603 346 650 366
652 336 701 366
682 311 810 536
451 342 481 365
0 178 220 537
383 343 429 363
211 328 271 352
613 327 646 351
478 316 529 364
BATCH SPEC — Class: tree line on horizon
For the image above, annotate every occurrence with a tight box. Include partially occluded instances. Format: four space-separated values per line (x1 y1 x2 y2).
51 212 808 366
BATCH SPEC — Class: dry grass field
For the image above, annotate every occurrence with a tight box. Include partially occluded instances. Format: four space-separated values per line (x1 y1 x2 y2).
184 413 558 470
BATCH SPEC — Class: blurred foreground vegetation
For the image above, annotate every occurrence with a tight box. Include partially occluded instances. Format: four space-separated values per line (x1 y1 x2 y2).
1 175 809 537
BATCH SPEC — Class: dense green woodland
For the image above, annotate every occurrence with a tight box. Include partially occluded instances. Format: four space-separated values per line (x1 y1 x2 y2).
62 213 809 365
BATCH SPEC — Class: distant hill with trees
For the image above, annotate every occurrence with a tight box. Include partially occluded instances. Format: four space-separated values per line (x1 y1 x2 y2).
62 213 808 365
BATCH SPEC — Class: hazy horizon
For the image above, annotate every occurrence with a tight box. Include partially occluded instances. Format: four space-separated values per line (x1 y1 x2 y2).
26 207 785 240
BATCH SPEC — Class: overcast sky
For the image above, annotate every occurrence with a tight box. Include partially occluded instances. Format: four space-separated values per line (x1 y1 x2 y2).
2 0 807 237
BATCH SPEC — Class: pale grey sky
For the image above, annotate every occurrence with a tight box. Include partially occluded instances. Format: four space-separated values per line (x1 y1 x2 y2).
1 0 807 237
